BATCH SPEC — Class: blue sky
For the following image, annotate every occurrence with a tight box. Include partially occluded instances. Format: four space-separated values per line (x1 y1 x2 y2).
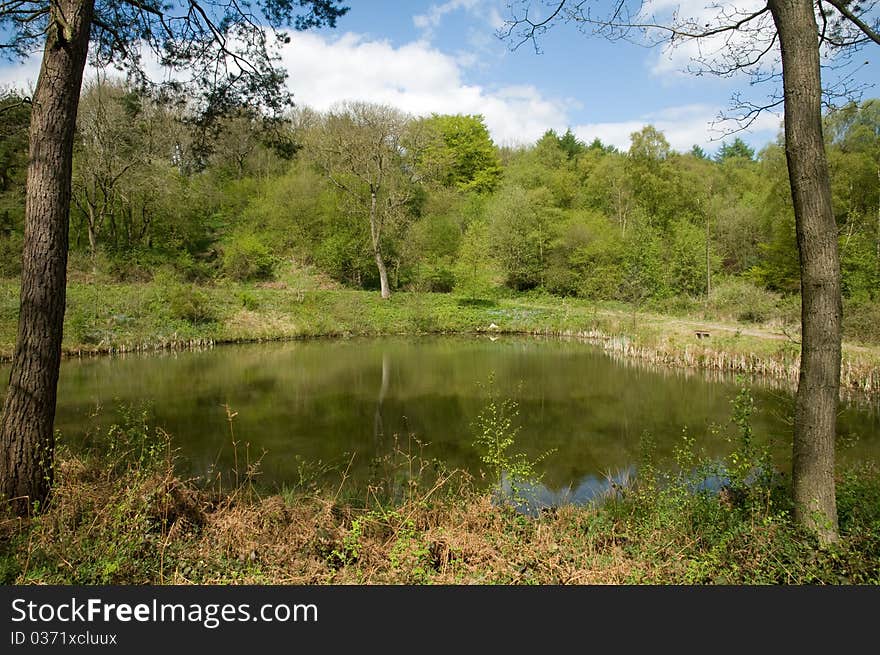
2 0 878 154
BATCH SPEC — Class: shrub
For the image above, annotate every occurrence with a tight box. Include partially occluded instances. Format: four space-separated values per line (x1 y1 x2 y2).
221 232 275 282
709 278 781 323
239 291 260 311
168 284 216 324
417 263 455 293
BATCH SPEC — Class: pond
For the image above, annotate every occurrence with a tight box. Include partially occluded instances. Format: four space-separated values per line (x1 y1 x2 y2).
1 335 878 504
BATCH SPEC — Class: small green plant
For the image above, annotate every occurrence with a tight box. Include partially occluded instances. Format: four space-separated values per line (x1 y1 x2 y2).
330 517 364 568
726 378 775 500
471 375 554 504
389 517 432 583
104 403 170 475
637 429 658 498
238 290 260 311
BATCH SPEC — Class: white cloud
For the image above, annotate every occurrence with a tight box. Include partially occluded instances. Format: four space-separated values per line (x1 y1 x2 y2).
488 6 506 30
413 0 482 36
279 32 569 145
0 56 41 95
573 103 781 153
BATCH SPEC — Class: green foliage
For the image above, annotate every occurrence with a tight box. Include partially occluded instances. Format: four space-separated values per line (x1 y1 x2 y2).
0 91 30 195
725 380 775 499
749 210 801 295
415 261 456 293
388 516 433 583
0 232 22 278
715 137 756 162
471 375 554 503
168 284 217 324
316 230 376 288
3 80 878 343
103 404 170 475
418 114 502 193
545 210 624 298
840 229 879 301
329 517 364 568
486 186 549 291
628 125 671 162
221 231 275 282
668 217 710 297
454 219 497 299
619 222 668 302
709 278 782 324
843 298 880 343
239 290 260 310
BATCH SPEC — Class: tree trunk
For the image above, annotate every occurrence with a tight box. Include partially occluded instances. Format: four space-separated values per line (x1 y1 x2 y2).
0 0 93 515
86 204 97 255
369 189 391 299
705 209 711 299
769 0 841 544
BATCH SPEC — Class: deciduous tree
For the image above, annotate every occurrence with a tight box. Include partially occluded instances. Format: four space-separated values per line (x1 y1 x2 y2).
306 102 425 299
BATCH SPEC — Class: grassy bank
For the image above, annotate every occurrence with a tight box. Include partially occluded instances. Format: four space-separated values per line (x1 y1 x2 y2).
1 273 879 395
1 416 877 585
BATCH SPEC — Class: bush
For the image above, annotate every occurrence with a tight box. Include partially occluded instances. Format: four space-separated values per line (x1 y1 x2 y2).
709 278 781 324
221 232 275 282
168 284 216 324
239 291 260 311
173 252 215 283
416 263 455 293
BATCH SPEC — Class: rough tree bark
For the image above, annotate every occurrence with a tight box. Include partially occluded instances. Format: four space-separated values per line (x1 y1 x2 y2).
769 0 841 544
0 0 94 513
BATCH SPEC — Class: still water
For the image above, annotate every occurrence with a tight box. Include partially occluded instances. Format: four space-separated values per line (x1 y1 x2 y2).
2 336 878 502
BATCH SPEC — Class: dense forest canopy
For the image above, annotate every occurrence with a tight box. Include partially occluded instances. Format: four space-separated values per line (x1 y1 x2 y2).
1 85 878 338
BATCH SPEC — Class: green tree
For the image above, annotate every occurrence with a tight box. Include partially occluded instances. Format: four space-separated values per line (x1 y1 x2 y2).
306 102 425 299
71 78 142 255
487 186 549 290
715 137 756 162
454 218 497 299
626 126 678 226
418 114 502 193
558 128 586 159
690 145 709 160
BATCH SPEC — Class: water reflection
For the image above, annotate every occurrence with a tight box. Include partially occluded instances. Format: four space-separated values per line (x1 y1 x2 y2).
506 467 636 515
0 335 877 496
